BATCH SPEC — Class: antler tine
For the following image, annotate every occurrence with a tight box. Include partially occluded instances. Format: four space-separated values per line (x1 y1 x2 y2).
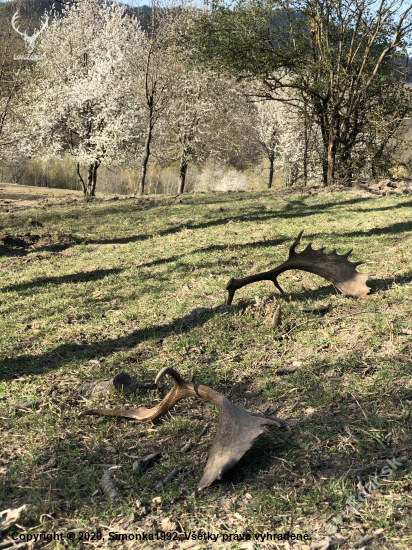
11 12 25 38
289 230 304 256
155 366 185 386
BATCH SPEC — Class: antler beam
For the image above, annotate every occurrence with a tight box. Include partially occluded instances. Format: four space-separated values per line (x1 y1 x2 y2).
226 230 370 305
79 367 289 490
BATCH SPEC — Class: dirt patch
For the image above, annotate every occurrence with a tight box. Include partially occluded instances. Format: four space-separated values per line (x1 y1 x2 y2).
0 230 85 253
35 230 86 249
0 193 47 201
352 178 412 196
0 232 40 247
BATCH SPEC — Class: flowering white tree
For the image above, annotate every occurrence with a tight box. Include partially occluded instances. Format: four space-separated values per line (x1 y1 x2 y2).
162 64 241 194
24 0 145 196
251 100 300 187
247 93 323 188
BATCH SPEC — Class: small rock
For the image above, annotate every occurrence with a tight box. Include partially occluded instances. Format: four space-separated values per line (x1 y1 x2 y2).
80 372 138 396
304 407 316 416
292 361 302 367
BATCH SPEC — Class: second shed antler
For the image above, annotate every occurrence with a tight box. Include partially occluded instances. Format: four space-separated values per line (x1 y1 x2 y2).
79 367 289 490
226 230 370 305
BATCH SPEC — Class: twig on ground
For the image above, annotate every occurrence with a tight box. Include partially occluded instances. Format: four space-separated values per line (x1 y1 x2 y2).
156 466 183 487
198 423 210 438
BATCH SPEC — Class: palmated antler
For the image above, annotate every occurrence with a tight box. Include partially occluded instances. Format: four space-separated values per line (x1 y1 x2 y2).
226 230 370 305
79 367 289 490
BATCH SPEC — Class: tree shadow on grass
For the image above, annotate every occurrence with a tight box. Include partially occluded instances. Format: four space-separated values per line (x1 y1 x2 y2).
133 236 293 271
367 272 412 293
343 220 412 238
88 196 373 247
0 304 241 381
351 199 412 213
1 268 124 293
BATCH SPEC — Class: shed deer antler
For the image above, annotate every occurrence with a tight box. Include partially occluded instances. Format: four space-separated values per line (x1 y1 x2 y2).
11 11 49 54
226 230 370 305
79 367 289 490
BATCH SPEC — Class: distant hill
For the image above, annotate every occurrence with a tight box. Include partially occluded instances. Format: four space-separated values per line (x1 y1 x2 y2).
1 0 411 83
0 0 152 40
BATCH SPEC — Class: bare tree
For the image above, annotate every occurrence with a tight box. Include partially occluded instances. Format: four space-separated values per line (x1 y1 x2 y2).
128 0 184 195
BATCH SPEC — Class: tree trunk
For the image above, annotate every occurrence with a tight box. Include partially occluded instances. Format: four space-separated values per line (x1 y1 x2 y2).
76 163 87 195
91 161 99 196
303 114 308 187
178 154 188 195
327 134 338 186
77 162 99 196
138 107 154 195
268 156 274 189
326 108 340 186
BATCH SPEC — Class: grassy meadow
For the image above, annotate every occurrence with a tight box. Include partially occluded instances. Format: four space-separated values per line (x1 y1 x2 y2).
0 185 412 549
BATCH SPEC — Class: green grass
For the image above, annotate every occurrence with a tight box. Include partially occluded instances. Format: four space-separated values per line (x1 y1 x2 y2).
0 186 412 548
